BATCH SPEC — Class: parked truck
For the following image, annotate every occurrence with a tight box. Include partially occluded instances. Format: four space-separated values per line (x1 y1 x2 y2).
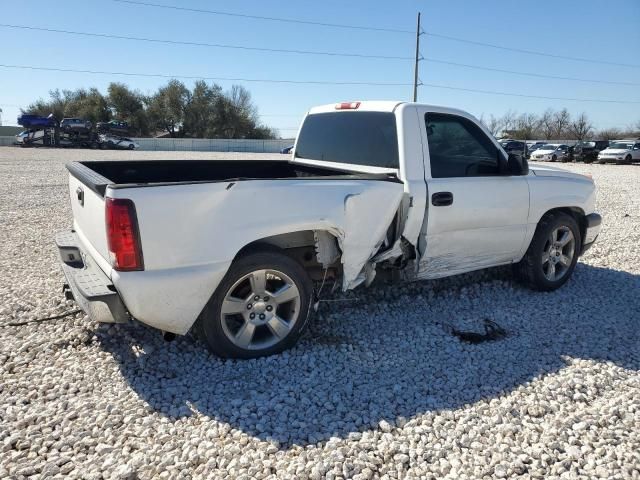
56 101 602 358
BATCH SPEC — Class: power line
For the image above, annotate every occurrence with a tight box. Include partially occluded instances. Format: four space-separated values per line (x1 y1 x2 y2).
0 63 412 86
9 23 633 87
423 32 640 69
1 63 637 104
113 0 413 33
422 83 640 104
3 24 635 86
0 24 412 61
424 57 640 86
112 0 638 68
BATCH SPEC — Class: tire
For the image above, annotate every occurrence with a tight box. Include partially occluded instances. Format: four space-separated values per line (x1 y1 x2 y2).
128 144 135 150
514 212 582 291
551 154 557 162
625 155 632 164
197 249 313 358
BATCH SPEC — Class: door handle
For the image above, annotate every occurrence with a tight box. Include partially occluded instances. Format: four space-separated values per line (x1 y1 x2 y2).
76 186 84 206
432 191 453 206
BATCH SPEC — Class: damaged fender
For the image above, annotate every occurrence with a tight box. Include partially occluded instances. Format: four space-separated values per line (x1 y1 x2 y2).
339 188 405 289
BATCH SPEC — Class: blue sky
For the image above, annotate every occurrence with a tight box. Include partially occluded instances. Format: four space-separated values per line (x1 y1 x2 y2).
1 0 639 136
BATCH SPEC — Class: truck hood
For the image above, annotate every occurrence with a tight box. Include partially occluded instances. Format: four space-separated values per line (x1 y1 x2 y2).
530 164 590 181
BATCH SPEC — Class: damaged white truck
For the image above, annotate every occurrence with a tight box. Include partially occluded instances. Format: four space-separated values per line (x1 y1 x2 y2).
56 101 602 358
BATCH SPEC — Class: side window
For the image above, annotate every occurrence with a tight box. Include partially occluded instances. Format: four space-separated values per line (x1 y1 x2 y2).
425 113 501 178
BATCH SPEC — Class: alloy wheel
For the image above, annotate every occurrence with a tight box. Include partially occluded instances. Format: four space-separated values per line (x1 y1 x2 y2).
220 269 301 350
542 226 576 281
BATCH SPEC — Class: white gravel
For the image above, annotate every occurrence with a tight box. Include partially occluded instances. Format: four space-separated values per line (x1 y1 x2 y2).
1 148 638 479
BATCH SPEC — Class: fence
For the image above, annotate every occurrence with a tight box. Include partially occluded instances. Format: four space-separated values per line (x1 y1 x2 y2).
0 136 295 152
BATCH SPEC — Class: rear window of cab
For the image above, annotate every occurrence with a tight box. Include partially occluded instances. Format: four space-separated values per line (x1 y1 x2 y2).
295 112 399 169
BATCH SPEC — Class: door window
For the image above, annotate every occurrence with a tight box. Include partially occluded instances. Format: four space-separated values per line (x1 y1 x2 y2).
425 113 501 178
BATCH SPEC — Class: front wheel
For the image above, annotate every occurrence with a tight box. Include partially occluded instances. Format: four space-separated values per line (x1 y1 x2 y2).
625 155 632 164
514 212 582 291
197 249 313 358
551 154 557 162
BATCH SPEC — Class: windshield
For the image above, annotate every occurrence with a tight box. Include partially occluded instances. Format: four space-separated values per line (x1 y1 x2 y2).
539 145 558 151
609 142 632 149
295 112 399 168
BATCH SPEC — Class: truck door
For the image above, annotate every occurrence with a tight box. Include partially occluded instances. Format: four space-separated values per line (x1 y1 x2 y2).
416 109 530 278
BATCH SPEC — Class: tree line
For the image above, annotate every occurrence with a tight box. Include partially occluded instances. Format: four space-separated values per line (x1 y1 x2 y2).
24 80 278 139
479 109 640 141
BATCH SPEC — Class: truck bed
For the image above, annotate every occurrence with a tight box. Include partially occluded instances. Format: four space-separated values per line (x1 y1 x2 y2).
67 160 399 196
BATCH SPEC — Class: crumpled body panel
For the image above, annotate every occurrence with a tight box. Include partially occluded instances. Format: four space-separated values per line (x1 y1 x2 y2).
108 178 404 333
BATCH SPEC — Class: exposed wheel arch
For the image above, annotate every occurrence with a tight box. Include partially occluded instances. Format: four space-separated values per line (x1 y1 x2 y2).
233 230 342 281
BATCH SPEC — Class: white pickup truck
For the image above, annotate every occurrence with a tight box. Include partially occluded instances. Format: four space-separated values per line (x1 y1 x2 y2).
57 101 602 358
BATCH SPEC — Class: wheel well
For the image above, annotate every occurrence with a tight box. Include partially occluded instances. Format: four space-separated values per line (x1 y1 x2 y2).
541 207 587 240
233 230 342 281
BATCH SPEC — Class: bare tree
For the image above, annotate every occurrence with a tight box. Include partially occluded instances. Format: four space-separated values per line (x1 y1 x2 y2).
479 113 504 136
569 113 593 140
540 109 555 139
515 112 541 139
501 110 518 134
596 128 623 141
552 108 571 139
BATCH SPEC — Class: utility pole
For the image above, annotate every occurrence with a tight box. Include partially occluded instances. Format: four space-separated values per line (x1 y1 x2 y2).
412 12 422 102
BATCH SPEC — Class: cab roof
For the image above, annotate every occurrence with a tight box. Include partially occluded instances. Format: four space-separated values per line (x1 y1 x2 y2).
307 101 472 117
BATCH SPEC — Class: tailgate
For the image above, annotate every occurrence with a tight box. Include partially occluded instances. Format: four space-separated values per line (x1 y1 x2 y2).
67 163 112 276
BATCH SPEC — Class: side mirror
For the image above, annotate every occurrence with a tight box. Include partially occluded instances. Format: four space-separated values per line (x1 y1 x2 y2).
507 153 529 176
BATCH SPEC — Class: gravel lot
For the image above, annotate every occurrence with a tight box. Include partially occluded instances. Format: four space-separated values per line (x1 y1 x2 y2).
1 148 638 479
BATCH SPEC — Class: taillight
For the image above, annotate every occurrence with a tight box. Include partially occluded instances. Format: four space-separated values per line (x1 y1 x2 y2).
335 102 361 110
105 198 144 271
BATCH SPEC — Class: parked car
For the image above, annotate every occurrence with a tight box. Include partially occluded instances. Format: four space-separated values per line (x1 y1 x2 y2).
60 118 92 134
17 113 57 128
526 142 547 159
97 120 130 136
597 140 640 164
14 130 29 144
57 101 601 358
99 134 139 150
499 140 527 158
16 129 45 146
530 144 569 162
280 145 294 154
572 140 610 163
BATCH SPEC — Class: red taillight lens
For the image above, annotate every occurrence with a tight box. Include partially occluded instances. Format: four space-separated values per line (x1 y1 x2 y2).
335 102 361 110
105 198 144 271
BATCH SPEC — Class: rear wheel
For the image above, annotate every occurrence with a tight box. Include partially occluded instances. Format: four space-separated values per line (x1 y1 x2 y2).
197 249 313 358
514 212 581 291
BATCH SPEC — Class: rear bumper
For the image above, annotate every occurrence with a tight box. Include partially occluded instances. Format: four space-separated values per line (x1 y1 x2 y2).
581 213 602 255
55 231 129 324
